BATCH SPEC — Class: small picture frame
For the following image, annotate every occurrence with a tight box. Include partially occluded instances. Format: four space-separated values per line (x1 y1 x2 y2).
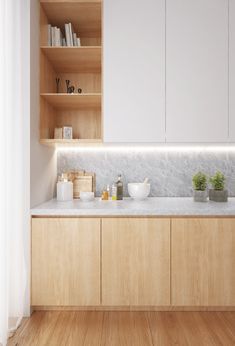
54 127 63 139
63 126 73 140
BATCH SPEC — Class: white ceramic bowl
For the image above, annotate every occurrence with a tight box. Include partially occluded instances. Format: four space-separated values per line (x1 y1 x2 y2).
128 183 150 200
80 191 95 202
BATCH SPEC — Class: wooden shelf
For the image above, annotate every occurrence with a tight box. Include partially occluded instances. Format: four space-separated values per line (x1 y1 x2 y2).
40 139 103 147
40 1 103 146
40 1 101 38
41 93 102 109
41 47 102 73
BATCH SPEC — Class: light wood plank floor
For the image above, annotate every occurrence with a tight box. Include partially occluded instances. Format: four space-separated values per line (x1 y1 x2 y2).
8 311 235 346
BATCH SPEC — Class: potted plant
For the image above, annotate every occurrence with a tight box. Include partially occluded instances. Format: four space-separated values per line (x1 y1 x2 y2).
192 172 208 202
209 171 228 202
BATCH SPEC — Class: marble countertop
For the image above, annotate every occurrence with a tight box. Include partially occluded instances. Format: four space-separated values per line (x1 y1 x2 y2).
31 197 235 216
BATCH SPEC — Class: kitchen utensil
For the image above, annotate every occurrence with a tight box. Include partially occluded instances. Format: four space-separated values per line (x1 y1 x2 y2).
128 182 150 200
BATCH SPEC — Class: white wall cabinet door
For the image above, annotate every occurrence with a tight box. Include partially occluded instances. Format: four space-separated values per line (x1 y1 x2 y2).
103 0 165 143
229 0 235 141
166 0 228 143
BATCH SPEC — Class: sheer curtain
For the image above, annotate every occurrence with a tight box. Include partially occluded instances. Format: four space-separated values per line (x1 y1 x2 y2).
0 0 30 345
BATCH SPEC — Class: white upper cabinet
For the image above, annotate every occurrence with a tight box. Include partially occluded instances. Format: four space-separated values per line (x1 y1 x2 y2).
229 0 235 141
103 0 165 142
166 0 228 143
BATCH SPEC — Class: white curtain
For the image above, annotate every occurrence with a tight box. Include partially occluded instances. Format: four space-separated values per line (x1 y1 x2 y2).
0 0 30 345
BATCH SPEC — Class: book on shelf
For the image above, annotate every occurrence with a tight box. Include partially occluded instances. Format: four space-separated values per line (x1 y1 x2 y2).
47 23 81 47
51 27 55 46
69 23 75 46
73 33 78 46
65 23 71 46
47 24 52 46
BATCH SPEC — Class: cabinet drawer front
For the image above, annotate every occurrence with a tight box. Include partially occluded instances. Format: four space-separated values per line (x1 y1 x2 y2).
102 218 170 306
32 218 100 306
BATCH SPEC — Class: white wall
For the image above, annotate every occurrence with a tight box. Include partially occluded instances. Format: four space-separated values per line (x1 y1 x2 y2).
30 0 57 207
26 0 57 316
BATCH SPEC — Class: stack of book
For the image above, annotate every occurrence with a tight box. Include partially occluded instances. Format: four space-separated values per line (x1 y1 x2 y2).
47 23 81 47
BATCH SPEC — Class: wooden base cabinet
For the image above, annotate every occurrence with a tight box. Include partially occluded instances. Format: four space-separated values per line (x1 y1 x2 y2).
102 218 171 306
31 218 100 306
172 218 235 306
31 217 235 309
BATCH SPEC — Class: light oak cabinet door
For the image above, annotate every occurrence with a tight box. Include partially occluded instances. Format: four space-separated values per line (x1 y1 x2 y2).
31 218 100 306
102 218 170 306
172 218 235 306
166 0 228 142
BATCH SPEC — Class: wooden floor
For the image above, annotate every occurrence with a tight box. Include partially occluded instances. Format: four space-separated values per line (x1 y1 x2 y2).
8 311 235 346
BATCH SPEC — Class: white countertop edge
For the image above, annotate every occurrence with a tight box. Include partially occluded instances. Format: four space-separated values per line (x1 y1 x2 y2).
31 197 235 217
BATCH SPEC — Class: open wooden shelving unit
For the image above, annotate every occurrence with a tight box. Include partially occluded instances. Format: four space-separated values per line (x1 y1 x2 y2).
40 0 103 146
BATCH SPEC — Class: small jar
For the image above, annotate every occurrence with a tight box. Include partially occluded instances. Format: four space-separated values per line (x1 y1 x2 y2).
101 185 110 200
57 181 73 201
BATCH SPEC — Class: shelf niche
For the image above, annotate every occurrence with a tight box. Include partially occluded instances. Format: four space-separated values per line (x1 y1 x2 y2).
40 0 103 145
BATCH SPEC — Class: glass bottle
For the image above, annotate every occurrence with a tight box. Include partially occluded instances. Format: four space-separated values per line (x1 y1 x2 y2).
101 185 110 200
116 174 123 200
111 183 117 200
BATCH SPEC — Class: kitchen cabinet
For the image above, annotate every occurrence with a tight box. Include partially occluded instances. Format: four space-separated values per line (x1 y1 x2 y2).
166 0 228 142
31 218 100 306
172 218 235 306
31 215 235 309
103 0 165 142
102 218 170 305
229 0 235 141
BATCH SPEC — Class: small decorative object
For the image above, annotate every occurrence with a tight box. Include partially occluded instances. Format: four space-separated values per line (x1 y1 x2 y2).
78 88 82 94
192 172 208 202
66 79 71 93
209 171 228 202
63 126 73 139
54 127 63 139
65 79 75 94
80 191 95 202
55 78 60 93
68 86 75 94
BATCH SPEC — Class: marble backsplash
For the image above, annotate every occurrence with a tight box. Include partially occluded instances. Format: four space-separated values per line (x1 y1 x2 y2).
57 149 235 197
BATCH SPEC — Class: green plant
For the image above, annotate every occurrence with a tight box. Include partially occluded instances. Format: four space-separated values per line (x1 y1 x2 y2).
192 172 207 191
209 171 225 191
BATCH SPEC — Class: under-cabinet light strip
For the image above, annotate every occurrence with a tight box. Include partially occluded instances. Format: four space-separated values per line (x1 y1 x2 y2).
56 145 235 153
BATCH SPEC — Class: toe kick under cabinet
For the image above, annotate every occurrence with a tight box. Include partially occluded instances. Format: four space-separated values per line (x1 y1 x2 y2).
31 217 235 310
